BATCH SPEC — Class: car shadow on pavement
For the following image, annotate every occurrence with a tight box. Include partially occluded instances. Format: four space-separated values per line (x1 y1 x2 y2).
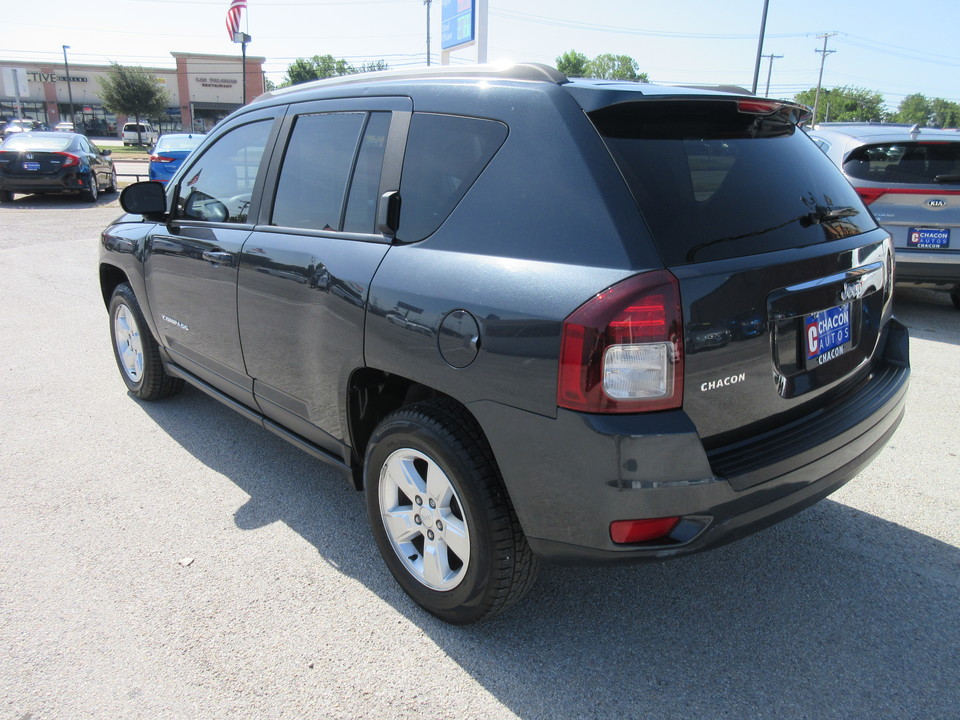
894 286 960 347
135 385 960 719
0 192 120 209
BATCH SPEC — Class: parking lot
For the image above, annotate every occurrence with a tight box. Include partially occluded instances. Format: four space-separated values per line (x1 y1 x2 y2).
1 196 958 719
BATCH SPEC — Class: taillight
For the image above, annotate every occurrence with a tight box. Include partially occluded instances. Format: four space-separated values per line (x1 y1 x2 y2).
55 152 80 168
854 187 887 205
150 155 176 163
855 186 960 205
558 270 684 413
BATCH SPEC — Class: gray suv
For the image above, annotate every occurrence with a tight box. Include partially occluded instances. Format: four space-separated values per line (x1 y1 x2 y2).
101 64 909 623
808 122 960 308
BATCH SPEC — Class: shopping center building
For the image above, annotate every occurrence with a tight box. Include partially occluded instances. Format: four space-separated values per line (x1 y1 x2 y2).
0 52 265 136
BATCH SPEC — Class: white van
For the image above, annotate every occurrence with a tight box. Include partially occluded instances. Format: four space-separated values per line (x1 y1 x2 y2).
121 122 159 146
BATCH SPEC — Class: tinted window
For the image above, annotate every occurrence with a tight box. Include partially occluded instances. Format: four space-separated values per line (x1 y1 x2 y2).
592 101 877 265
343 112 390 234
398 113 508 241
272 112 366 231
843 141 960 184
177 119 271 223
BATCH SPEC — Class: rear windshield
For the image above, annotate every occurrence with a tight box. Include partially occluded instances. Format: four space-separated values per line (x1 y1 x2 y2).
2 134 73 151
591 100 877 265
843 141 960 185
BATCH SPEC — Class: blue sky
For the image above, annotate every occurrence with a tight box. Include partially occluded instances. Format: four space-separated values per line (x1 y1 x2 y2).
3 0 958 112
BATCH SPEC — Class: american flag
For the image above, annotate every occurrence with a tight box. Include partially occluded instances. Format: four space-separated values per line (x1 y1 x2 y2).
226 0 246 40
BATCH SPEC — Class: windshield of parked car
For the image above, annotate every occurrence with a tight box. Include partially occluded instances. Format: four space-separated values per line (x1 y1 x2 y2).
1 134 74 151
843 141 960 185
156 135 205 152
590 99 877 265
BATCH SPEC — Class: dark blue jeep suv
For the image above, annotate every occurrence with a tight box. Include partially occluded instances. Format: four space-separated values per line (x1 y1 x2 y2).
100 64 909 624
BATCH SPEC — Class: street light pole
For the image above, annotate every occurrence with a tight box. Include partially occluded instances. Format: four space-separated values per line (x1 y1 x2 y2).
751 0 770 94
62 45 75 126
424 0 432 66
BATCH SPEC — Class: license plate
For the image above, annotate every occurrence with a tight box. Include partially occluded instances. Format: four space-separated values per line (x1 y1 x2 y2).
23 162 40 171
804 303 852 369
907 227 950 249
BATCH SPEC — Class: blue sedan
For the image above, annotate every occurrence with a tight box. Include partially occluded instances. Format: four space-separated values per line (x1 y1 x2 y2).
148 133 205 183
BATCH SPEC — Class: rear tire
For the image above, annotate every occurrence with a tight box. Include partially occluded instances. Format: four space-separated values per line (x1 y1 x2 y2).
951 291 960 311
0 190 12 203
364 399 538 624
81 175 99 203
106 168 118 194
108 283 183 400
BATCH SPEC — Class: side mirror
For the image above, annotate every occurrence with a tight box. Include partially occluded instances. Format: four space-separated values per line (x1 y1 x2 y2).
120 181 167 220
102 149 112 157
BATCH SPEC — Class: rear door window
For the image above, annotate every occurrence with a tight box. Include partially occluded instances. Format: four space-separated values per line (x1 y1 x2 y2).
843 141 960 185
270 111 390 234
590 100 877 265
397 113 507 241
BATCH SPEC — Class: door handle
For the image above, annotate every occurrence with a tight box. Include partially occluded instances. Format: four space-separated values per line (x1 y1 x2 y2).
202 250 233 267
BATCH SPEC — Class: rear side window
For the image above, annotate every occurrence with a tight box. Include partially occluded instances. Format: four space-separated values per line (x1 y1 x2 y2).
398 113 507 242
591 101 877 265
843 141 960 184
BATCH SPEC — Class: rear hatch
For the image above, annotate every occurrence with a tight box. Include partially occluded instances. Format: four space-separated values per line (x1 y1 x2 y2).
840 137 960 259
586 96 894 452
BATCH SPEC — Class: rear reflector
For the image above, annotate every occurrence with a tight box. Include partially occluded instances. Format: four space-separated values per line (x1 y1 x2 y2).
610 517 680 544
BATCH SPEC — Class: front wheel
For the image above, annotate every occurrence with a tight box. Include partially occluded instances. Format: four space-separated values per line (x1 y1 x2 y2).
364 400 538 624
951 291 960 311
108 283 183 400
0 190 12 203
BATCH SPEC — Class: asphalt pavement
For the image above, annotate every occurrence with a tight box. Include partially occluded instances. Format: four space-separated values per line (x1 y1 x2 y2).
0 196 958 719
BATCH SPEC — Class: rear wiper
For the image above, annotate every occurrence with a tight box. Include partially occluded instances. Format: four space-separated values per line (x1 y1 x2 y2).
685 205 860 262
934 174 960 184
803 206 860 225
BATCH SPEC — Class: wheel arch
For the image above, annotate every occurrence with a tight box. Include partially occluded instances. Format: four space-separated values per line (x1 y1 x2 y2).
346 368 491 492
99 263 130 309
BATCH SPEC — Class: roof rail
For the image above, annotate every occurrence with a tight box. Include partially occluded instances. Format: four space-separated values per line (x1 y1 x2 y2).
262 63 569 100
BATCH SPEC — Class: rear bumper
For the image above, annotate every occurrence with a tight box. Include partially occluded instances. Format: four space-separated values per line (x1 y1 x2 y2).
895 249 960 288
469 319 910 564
0 171 88 194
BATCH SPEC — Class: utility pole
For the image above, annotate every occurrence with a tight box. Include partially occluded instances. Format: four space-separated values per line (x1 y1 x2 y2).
762 53 783 96
62 45 75 126
811 33 837 126
424 0 432 66
750 0 770 94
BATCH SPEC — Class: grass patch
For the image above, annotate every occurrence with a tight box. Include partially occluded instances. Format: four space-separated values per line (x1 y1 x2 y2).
106 145 151 159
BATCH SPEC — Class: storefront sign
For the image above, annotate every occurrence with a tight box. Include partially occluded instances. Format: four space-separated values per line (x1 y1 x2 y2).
26 71 89 83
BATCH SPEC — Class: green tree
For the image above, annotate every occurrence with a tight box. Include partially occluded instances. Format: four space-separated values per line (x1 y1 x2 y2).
794 86 886 124
556 50 589 77
930 98 960 129
587 53 648 82
281 55 388 87
98 63 169 144
895 93 932 125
